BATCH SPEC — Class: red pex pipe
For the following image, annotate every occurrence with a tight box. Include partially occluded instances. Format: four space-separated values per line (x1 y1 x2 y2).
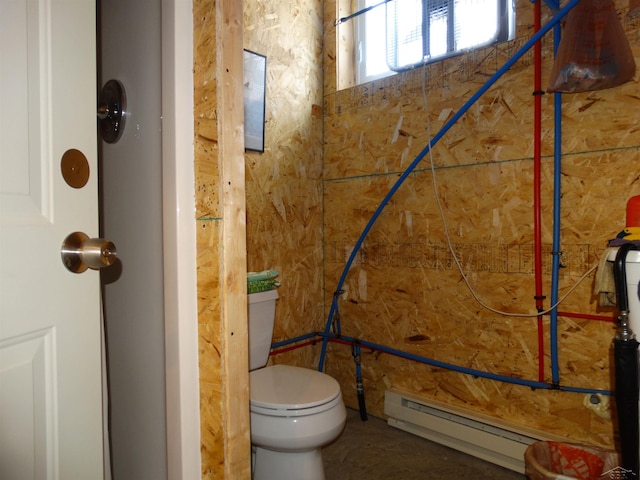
533 0 545 382
269 339 317 355
270 336 369 357
555 311 616 322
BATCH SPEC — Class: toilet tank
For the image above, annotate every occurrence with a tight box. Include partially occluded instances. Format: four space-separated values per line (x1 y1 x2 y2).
248 289 279 370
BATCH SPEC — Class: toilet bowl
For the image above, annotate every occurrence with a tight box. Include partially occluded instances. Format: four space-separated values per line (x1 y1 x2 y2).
250 364 347 480
248 290 346 480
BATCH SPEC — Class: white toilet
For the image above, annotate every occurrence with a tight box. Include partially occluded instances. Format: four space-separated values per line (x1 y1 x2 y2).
248 289 347 480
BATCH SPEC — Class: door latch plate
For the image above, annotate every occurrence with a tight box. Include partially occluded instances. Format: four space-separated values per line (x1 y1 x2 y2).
98 79 126 144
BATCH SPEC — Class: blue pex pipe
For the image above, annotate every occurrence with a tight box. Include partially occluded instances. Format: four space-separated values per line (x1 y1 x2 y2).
318 0 583 373
331 333 550 390
549 21 563 387
271 332 319 349
273 332 612 395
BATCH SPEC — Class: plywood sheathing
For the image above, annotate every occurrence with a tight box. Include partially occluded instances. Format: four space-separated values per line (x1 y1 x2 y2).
323 0 640 447
323 154 637 371
244 0 325 370
194 0 250 477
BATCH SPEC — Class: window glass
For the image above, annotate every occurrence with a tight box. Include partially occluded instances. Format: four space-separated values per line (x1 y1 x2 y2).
454 0 500 50
357 0 394 81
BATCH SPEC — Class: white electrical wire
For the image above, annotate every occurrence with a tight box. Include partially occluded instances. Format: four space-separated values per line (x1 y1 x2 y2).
419 63 599 318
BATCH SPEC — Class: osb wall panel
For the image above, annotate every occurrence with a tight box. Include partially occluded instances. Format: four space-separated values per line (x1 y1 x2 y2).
323 0 640 447
244 0 325 369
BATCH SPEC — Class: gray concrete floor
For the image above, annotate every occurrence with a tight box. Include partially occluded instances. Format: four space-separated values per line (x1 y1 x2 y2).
323 408 526 480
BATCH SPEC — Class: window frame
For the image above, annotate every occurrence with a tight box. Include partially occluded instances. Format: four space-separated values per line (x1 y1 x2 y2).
355 0 515 85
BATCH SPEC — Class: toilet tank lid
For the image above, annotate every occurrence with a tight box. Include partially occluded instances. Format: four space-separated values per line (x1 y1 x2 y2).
250 364 341 410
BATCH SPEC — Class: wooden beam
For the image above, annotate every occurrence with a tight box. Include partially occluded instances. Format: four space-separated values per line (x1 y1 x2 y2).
216 0 250 477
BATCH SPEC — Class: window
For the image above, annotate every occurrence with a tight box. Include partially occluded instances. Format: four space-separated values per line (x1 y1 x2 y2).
356 0 515 84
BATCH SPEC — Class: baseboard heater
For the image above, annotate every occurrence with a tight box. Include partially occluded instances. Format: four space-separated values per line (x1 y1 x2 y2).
385 388 571 473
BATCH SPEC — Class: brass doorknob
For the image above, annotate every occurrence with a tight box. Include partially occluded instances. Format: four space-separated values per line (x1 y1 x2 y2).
61 232 118 273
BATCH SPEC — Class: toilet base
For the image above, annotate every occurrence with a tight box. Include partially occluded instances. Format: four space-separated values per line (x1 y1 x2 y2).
253 445 325 480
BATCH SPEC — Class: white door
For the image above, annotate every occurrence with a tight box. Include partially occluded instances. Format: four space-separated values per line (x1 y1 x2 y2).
0 0 103 478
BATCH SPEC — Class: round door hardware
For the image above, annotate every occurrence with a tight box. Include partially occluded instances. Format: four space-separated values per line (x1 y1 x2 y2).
98 79 126 144
61 232 118 273
60 149 90 188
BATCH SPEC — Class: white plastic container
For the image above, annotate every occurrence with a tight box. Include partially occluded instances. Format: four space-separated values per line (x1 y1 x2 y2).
607 248 640 333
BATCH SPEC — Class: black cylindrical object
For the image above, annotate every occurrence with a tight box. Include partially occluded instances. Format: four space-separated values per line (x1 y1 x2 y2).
614 338 639 477
614 244 637 313
613 243 640 479
357 382 368 422
353 343 368 421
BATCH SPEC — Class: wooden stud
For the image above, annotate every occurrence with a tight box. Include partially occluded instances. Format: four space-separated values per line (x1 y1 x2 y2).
217 0 251 477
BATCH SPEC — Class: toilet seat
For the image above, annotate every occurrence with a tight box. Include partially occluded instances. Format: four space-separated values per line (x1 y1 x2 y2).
250 364 341 417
